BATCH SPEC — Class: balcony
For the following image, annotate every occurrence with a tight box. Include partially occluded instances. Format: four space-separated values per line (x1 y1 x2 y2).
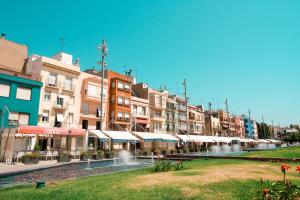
61 82 76 92
178 105 186 111
132 111 149 118
45 78 59 89
178 115 187 121
52 102 68 110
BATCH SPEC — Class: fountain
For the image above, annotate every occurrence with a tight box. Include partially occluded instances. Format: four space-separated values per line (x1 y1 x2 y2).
221 144 231 153
85 158 92 170
113 150 139 166
151 152 154 162
232 144 241 152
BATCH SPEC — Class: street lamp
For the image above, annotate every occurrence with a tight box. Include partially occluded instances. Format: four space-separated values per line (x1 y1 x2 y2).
97 40 108 132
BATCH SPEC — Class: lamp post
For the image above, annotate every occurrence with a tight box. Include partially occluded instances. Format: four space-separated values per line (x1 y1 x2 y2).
97 40 108 132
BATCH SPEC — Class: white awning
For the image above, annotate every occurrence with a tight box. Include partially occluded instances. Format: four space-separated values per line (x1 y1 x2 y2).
89 130 109 141
176 134 193 142
56 113 64 122
103 131 139 142
267 139 281 144
189 135 215 143
133 132 179 142
257 139 270 143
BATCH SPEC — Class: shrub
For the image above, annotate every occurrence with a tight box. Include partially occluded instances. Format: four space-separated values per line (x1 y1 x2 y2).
80 151 92 160
22 152 40 160
153 160 184 172
33 144 40 152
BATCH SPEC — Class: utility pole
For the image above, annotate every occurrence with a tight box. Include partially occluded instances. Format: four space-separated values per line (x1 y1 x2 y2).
60 37 64 52
225 99 230 136
271 120 274 138
97 40 108 131
183 79 189 135
208 102 213 136
262 115 266 139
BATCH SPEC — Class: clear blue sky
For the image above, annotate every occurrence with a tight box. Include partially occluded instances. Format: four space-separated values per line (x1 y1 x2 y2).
1 0 300 126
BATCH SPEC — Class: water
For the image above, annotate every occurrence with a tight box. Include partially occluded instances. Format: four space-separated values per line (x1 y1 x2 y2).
209 144 243 155
0 159 153 188
113 150 140 166
256 143 276 150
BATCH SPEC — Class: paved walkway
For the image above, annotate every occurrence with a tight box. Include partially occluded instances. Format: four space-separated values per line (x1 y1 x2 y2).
0 159 81 175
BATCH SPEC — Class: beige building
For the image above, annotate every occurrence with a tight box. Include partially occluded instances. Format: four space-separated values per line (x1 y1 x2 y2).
31 53 81 129
77 71 108 130
166 95 177 133
188 105 205 135
205 110 221 136
149 88 168 133
131 83 150 132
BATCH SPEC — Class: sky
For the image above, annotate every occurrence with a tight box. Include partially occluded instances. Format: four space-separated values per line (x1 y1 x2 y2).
1 0 300 126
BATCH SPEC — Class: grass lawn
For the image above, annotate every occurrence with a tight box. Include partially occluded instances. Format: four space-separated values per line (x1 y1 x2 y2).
242 145 300 158
1 159 300 200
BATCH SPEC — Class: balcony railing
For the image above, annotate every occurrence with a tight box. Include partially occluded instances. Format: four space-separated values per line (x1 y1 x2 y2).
52 102 68 110
61 82 76 92
45 78 59 88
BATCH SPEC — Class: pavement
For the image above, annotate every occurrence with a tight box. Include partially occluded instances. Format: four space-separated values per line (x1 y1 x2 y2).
0 159 81 176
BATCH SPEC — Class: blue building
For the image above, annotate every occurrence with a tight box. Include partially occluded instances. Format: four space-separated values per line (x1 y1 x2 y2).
242 115 255 139
0 73 42 128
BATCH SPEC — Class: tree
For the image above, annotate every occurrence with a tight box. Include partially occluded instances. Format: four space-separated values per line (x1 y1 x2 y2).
257 122 271 139
290 124 300 131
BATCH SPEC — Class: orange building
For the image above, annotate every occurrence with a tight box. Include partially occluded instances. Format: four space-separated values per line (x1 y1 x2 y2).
85 69 133 131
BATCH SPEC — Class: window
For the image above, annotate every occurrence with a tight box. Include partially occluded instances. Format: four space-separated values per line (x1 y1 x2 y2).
8 112 29 126
8 112 19 126
133 105 137 114
68 113 74 124
117 112 123 119
87 84 100 98
111 95 115 103
16 87 31 100
57 96 64 106
124 112 130 120
111 81 115 88
124 83 130 90
117 81 124 89
117 96 123 104
142 107 146 115
0 83 10 97
42 110 49 122
124 98 130 106
48 73 57 86
64 77 72 90
82 103 89 115
44 91 51 101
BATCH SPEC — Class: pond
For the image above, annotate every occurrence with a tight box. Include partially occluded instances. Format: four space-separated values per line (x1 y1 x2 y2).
0 159 154 188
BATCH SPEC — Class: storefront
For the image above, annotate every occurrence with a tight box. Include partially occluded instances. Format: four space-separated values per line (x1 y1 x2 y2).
133 132 179 152
88 130 110 150
102 131 139 151
16 126 86 154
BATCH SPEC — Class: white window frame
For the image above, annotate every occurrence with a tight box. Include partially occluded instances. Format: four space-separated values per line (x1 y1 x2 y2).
124 83 130 90
117 96 123 104
117 81 124 89
0 83 10 97
44 91 51 102
42 110 49 122
16 87 31 101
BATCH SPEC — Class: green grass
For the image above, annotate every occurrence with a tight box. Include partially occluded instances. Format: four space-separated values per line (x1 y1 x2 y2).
242 145 300 158
0 158 299 200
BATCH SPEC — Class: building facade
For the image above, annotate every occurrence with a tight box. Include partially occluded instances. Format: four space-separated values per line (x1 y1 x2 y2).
77 71 108 131
0 73 42 128
149 88 167 133
188 105 205 135
175 96 188 134
166 95 177 133
0 37 42 129
131 83 150 132
232 115 245 138
31 53 81 129
204 111 221 136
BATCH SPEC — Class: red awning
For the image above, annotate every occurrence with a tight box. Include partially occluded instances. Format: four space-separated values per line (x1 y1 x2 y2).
17 126 85 136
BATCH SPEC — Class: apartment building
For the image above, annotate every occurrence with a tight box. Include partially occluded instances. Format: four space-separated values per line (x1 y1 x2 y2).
0 37 42 129
188 105 205 135
131 83 150 132
242 115 258 139
77 71 108 130
204 110 221 136
232 116 245 138
85 69 133 131
174 95 188 134
149 88 167 133
166 95 177 133
31 52 81 129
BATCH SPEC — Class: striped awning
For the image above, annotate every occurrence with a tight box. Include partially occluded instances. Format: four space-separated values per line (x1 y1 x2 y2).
102 131 139 142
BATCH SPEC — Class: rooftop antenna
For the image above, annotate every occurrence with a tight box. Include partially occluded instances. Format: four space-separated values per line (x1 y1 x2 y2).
60 37 64 52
